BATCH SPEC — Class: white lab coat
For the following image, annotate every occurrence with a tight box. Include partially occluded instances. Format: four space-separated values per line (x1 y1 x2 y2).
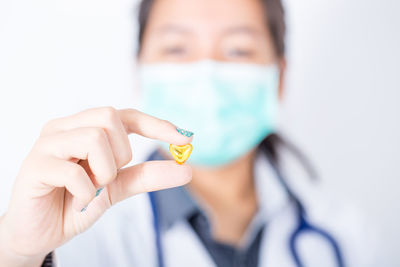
54 150 375 267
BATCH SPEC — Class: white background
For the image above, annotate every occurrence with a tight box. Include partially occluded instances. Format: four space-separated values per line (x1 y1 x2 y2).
0 0 399 265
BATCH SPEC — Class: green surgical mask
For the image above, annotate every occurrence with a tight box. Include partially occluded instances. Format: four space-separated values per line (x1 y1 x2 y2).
138 60 280 167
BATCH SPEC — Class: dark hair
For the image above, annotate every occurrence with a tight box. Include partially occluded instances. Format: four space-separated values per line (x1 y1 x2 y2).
136 0 316 184
136 0 286 58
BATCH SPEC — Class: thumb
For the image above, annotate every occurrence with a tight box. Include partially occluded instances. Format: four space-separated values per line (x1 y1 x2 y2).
107 160 192 205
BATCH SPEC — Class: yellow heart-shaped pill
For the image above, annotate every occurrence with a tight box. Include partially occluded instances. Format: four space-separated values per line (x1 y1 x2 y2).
169 144 193 165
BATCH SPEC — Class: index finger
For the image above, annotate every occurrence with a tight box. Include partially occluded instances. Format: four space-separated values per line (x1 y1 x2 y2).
118 109 194 146
40 107 193 168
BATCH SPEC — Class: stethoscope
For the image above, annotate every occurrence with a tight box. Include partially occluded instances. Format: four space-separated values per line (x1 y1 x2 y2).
146 147 345 267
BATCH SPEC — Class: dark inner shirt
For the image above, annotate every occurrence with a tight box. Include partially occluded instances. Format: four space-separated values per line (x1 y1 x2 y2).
152 182 266 267
188 212 265 267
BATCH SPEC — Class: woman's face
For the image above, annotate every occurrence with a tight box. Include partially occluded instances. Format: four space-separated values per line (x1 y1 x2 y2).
138 0 278 65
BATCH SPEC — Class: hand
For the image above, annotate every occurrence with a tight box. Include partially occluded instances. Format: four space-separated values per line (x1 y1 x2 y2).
0 107 193 267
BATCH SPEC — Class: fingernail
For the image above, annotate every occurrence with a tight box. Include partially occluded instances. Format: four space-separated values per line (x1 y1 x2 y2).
95 187 104 197
176 127 194 138
81 205 88 212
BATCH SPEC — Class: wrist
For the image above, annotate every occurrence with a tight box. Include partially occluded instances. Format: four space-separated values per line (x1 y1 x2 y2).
0 214 46 267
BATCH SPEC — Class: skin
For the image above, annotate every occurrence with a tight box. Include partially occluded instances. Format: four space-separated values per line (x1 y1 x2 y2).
0 107 193 267
139 0 286 245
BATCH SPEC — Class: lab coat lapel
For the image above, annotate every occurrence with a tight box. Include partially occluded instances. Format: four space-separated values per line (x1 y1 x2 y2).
163 220 216 267
258 203 298 266
253 150 297 266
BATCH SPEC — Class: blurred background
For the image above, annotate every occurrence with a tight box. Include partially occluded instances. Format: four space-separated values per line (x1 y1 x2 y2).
0 0 399 265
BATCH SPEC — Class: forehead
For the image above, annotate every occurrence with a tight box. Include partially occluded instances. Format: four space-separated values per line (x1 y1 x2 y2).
146 0 268 34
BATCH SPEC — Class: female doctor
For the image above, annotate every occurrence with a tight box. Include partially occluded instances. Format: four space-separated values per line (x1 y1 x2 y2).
0 0 352 266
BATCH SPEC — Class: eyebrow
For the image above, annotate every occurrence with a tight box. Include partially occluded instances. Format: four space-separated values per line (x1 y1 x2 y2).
156 24 261 37
222 25 262 37
156 24 191 35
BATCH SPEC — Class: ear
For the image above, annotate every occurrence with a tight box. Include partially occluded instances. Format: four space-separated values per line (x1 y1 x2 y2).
277 57 287 101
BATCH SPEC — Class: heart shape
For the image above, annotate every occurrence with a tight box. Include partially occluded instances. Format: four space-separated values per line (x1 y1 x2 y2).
169 144 193 165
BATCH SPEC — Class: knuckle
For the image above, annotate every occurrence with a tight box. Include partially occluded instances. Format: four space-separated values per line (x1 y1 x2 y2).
88 128 107 145
75 191 95 207
32 135 56 156
110 167 118 181
98 168 117 186
160 119 169 125
66 163 86 179
40 118 58 136
81 190 95 203
32 136 46 151
137 164 149 192
129 108 138 115
161 119 173 129
31 139 47 156
101 106 118 126
126 149 133 163
120 148 133 167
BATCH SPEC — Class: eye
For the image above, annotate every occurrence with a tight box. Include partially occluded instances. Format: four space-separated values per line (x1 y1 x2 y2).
162 46 187 56
226 48 254 59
